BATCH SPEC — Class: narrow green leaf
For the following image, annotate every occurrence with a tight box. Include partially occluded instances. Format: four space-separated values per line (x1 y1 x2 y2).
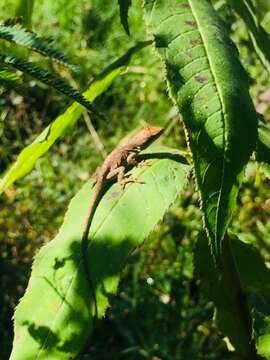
15 0 35 28
143 0 257 258
0 24 76 70
250 0 270 31
256 121 270 178
229 0 270 74
10 146 189 360
118 0 132 35
195 233 270 358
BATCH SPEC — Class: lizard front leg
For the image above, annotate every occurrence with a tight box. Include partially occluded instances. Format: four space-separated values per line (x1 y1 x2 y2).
126 151 139 165
127 150 148 168
107 165 143 187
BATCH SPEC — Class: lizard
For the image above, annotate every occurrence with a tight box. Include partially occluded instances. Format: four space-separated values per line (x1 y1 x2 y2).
81 124 164 318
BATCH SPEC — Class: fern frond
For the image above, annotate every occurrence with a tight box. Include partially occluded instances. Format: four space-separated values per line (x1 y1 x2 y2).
0 65 25 93
0 55 101 116
3 17 23 26
0 24 77 70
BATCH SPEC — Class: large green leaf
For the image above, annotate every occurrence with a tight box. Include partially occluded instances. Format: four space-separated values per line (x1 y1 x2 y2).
143 0 257 259
0 42 150 195
10 146 189 360
229 0 270 74
195 233 270 358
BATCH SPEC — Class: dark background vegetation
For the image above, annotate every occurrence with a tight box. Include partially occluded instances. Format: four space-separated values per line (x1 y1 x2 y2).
1 1 270 359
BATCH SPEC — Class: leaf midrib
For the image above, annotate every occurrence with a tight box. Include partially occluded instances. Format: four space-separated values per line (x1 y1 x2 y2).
188 0 228 247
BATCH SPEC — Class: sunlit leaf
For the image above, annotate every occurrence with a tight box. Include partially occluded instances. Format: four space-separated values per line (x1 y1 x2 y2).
10 146 189 359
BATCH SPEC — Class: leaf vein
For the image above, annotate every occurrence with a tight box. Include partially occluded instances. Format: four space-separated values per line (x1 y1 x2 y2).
178 54 208 73
167 28 199 47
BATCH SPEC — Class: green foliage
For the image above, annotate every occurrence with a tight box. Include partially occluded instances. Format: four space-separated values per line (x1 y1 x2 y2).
1 0 270 359
0 64 25 93
229 0 270 74
0 13 100 119
143 0 257 259
0 41 150 194
195 233 270 358
256 121 270 178
10 146 189 360
252 0 270 34
0 55 102 116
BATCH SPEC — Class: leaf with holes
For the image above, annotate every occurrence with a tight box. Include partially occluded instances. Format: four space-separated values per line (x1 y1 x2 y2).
143 0 257 258
10 146 189 360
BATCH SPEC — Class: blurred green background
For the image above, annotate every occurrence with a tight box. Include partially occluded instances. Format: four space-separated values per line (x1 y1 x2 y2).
1 1 270 359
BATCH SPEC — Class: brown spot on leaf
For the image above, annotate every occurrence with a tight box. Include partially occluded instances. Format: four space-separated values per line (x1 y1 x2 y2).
195 75 207 83
180 3 190 8
197 96 205 102
186 51 193 58
185 20 196 27
190 38 200 46
110 191 121 199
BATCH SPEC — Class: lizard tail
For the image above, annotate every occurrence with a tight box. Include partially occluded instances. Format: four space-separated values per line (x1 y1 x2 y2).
81 181 104 319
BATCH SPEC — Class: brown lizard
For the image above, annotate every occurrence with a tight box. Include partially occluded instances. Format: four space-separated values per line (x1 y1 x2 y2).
81 125 164 317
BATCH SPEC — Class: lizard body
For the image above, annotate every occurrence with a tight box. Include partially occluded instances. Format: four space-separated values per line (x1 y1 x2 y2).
81 125 164 316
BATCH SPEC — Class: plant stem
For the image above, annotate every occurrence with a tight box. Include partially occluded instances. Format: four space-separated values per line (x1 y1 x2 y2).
220 234 259 360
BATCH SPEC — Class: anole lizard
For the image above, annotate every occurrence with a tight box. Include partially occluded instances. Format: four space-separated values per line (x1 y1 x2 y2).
81 125 164 317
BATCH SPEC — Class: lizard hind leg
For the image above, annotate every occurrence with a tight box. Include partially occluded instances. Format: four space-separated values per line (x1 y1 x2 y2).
120 176 144 189
106 165 144 188
119 172 144 189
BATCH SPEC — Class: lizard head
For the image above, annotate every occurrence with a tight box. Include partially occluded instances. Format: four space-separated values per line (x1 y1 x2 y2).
145 125 164 137
135 125 164 148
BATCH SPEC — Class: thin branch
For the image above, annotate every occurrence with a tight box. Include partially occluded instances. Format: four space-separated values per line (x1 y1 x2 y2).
83 113 107 159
